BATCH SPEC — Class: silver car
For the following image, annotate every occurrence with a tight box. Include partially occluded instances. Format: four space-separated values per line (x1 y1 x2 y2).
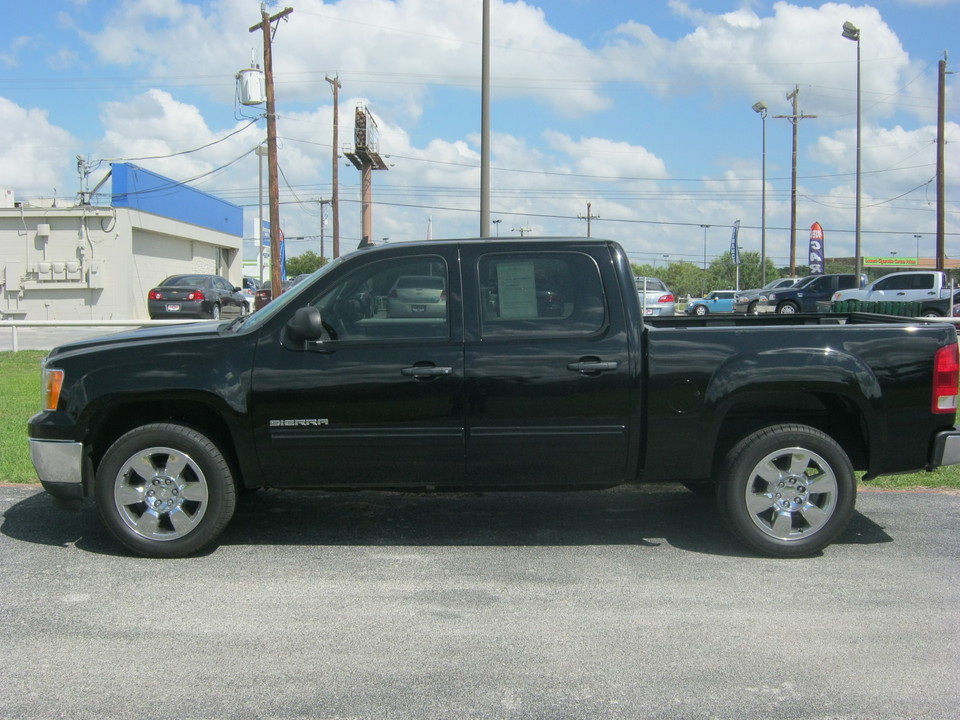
386 275 447 318
635 276 676 316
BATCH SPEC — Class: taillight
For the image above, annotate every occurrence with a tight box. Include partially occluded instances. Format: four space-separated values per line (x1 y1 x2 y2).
658 294 675 303
932 343 959 414
42 366 64 412
148 290 162 300
187 290 205 301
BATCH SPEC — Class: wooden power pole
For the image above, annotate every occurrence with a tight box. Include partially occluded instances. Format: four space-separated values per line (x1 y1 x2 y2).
936 54 948 271
250 6 293 297
774 86 816 276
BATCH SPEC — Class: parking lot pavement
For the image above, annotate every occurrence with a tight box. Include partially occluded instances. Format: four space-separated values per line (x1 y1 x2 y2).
1 482 958 720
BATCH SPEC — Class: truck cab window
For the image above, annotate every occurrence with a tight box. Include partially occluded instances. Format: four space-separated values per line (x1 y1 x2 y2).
478 252 605 337
312 256 449 341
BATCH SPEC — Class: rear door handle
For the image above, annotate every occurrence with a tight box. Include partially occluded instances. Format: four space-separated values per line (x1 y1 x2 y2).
401 365 453 378
567 360 618 374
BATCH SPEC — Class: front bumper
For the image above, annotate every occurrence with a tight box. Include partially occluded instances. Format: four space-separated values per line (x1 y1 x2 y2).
929 429 960 469
29 439 85 500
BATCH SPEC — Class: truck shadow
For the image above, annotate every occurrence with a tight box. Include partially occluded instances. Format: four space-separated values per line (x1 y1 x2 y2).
1 485 892 558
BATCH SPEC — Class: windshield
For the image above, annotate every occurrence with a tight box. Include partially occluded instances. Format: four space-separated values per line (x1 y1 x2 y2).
761 277 792 290
787 275 818 290
238 257 346 332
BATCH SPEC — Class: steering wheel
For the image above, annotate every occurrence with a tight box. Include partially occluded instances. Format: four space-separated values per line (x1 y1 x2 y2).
321 319 338 340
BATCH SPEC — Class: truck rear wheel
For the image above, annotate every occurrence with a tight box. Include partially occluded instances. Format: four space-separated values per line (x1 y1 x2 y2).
717 424 856 558
95 423 236 558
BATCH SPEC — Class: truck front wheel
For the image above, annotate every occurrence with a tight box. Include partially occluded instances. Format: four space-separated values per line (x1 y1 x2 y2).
776 301 799 314
717 424 856 558
95 423 237 558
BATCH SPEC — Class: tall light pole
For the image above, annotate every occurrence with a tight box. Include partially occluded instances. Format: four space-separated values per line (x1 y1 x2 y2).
752 101 768 285
700 224 710 296
480 0 491 237
701 224 710 269
843 20 862 281
914 233 922 263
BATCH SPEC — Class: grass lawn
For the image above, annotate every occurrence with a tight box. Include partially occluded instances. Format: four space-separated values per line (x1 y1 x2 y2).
1 351 48 483
1 349 958 490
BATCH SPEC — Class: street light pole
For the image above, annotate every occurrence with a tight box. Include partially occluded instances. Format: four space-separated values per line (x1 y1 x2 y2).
752 101 768 285
843 20 862 281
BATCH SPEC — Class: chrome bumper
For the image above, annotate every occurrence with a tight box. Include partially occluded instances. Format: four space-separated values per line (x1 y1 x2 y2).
930 430 960 469
29 439 84 485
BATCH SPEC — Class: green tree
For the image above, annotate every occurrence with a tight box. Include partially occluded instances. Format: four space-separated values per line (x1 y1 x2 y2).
285 251 327 277
708 251 779 291
661 261 706 299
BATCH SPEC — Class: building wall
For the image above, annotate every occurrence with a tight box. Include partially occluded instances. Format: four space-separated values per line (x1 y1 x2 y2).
1 205 242 320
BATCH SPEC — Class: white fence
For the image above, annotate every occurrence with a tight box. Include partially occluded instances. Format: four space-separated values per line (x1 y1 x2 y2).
0 319 204 352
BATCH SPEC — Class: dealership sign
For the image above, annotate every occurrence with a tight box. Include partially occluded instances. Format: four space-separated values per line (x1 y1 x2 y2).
863 257 919 267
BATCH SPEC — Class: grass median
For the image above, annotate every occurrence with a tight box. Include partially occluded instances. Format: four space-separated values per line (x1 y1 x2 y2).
2 349 959 490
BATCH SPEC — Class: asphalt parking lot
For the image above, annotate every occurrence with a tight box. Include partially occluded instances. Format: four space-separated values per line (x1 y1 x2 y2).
1 483 958 720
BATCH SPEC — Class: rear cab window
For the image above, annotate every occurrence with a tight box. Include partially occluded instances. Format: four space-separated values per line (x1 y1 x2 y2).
476 252 606 338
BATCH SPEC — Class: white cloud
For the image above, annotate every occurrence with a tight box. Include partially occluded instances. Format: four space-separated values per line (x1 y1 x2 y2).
0 98 78 198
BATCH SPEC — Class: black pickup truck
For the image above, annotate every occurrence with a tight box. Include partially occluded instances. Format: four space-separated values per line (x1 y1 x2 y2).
28 238 960 558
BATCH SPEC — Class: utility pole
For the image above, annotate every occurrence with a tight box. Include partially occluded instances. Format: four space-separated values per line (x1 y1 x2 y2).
774 86 817 276
578 201 599 237
326 74 342 259
936 53 950 271
250 5 293 297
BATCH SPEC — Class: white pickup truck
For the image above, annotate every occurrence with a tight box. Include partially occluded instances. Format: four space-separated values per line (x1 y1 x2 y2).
832 270 954 306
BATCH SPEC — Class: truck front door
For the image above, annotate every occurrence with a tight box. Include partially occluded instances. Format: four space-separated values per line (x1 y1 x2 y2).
249 249 465 487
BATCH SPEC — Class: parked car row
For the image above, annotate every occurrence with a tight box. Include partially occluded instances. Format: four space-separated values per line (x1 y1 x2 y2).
149 267 954 323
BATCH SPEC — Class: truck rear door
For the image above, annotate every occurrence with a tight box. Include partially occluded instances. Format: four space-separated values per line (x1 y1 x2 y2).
460 243 634 485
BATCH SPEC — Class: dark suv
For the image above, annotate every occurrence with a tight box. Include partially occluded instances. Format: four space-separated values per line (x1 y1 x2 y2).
758 273 866 314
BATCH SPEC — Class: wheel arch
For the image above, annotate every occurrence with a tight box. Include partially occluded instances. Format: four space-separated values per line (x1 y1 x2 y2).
701 348 879 477
83 394 250 493
708 390 869 480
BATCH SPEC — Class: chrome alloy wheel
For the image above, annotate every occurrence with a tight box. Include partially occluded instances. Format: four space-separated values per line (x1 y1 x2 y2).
112 446 210 542
743 446 838 542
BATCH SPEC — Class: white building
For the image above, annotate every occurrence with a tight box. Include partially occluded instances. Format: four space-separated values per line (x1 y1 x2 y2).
0 164 243 321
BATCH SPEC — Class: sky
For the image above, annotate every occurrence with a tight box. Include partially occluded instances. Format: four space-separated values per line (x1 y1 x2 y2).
2 0 959 271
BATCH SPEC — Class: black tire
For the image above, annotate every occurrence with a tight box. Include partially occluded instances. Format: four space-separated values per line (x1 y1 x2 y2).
777 301 799 314
747 301 758 315
694 305 709 316
95 423 237 558
717 424 856 558
210 303 221 320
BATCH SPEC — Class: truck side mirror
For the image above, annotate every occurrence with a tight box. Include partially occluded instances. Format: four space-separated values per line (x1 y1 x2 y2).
285 306 325 344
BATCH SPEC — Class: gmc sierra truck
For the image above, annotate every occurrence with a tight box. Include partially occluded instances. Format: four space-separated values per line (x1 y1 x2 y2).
28 238 960 559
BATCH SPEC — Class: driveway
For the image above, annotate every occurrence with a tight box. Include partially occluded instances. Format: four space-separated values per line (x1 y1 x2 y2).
1 483 957 720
